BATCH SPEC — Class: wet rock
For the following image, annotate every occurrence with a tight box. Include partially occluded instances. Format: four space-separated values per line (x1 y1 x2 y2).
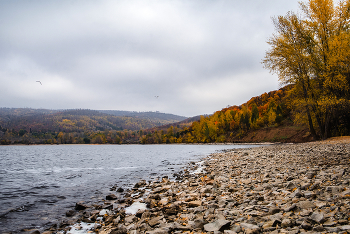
106 194 118 200
75 201 89 210
30 230 40 234
65 209 75 217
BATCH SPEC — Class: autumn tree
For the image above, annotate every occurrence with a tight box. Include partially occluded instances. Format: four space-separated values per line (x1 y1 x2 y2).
263 0 350 139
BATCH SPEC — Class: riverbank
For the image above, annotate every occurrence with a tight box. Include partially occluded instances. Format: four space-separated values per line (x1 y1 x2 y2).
41 137 349 234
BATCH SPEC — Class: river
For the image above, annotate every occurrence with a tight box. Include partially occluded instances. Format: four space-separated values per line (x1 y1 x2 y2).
0 144 259 233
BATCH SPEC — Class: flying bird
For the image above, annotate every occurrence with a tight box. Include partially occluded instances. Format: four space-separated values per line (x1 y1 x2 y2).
155 96 159 98
36 81 42 85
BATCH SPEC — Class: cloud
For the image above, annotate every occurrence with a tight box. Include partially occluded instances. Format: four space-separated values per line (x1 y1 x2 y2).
0 0 300 117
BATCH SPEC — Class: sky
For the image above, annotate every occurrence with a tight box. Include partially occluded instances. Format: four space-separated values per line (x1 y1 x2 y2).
0 0 300 117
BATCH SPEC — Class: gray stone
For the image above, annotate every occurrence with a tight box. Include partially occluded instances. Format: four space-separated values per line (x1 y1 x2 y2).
301 220 312 230
309 212 325 223
298 201 316 209
340 225 350 230
148 216 163 227
324 226 340 232
145 228 169 234
313 225 324 232
239 222 260 230
223 231 237 234
204 219 231 232
281 218 292 228
326 186 343 194
269 207 281 215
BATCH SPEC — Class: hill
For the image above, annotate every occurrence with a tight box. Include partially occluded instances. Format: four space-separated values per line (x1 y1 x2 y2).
0 108 186 144
140 85 313 144
98 110 187 123
0 86 314 145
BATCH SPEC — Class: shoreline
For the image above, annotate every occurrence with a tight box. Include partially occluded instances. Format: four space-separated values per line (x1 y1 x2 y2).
37 138 350 234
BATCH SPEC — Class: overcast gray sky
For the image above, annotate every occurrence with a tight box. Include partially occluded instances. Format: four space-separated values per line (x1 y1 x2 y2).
0 0 300 117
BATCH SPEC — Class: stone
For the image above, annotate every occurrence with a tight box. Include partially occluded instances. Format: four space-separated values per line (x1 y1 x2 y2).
148 216 163 227
75 201 88 210
298 201 316 209
30 230 40 234
340 225 350 230
309 212 325 223
188 200 202 207
224 231 237 234
281 218 292 228
204 219 231 232
106 194 118 200
313 225 324 232
65 210 75 217
145 228 169 234
301 220 312 230
326 186 343 194
284 203 297 212
269 207 281 215
323 218 337 227
117 187 124 192
239 223 260 231
303 191 316 199
188 219 206 229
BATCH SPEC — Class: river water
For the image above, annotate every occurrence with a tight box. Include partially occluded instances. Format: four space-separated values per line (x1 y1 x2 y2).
0 144 258 233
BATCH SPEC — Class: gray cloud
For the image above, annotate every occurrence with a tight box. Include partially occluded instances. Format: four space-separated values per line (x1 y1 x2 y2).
0 0 300 117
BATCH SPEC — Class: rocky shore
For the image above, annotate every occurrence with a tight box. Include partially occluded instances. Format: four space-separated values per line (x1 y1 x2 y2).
41 137 350 234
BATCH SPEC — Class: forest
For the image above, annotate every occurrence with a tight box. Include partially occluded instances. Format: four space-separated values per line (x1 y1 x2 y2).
0 109 186 145
0 85 298 145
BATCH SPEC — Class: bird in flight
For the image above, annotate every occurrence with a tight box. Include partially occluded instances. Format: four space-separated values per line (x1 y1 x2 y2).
36 81 42 85
155 96 159 98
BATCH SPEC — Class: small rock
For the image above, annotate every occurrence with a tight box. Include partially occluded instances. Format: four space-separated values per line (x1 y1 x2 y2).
148 216 163 227
281 218 292 228
65 210 75 217
188 200 202 207
75 201 88 210
106 194 118 200
301 220 312 230
268 207 281 215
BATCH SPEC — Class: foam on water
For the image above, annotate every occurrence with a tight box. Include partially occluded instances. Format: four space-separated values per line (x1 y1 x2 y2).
125 202 147 215
68 222 95 234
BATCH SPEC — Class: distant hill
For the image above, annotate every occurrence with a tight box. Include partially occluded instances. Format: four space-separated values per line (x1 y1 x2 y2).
0 108 186 133
98 110 187 123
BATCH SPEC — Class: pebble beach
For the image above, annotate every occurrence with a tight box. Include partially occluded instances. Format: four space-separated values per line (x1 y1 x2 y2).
39 137 350 234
